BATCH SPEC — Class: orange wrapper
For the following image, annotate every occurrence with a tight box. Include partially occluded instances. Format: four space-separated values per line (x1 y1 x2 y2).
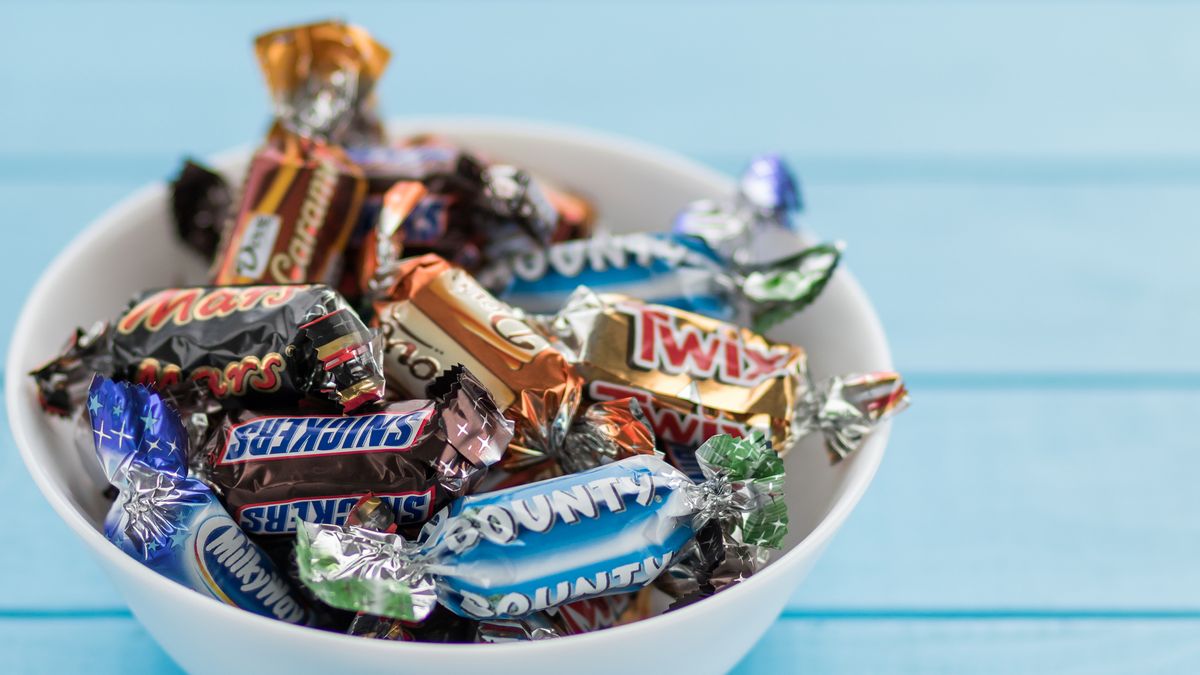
254 20 390 142
373 255 655 477
359 181 428 303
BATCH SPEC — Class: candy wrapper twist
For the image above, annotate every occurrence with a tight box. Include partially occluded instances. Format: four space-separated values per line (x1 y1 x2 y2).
88 375 310 624
293 433 787 622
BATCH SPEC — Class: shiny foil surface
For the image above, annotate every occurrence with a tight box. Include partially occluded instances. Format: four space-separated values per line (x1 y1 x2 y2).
203 367 513 536
295 434 786 623
32 284 385 415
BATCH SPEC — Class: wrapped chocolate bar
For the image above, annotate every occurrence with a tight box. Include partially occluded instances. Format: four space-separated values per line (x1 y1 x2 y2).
339 495 651 642
346 137 486 200
348 137 590 243
210 21 388 285
296 433 787 621
475 164 560 259
203 366 513 536
346 142 485 273
373 255 656 479
540 288 909 468
171 160 232 260
31 284 384 415
88 376 311 624
480 231 841 333
673 153 804 265
347 136 587 272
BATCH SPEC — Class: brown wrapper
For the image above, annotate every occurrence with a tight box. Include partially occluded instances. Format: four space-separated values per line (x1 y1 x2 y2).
204 367 512 536
170 160 231 260
212 131 367 285
211 21 388 286
373 255 655 477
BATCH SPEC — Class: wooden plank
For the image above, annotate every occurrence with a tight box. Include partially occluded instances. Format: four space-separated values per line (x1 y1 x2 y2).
7 389 1200 610
0 183 138 360
785 390 1200 610
2 615 1198 674
0 616 181 674
733 618 1200 674
5 2 1200 166
0 405 126 610
4 179 1200 372
807 182 1200 372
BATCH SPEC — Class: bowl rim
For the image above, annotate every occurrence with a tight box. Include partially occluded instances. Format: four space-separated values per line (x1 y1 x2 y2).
5 116 893 654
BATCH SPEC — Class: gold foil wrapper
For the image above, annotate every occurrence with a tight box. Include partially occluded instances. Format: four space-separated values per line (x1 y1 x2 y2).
254 20 391 141
548 290 808 453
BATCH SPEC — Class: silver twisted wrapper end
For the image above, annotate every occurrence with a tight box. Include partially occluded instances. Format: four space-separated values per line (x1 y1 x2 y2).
558 397 658 475
796 371 910 462
295 521 438 623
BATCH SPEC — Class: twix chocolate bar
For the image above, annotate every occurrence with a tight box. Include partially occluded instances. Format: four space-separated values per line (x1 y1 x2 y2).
542 288 909 465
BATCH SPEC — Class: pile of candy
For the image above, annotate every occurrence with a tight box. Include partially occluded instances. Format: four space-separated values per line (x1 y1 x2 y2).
30 20 909 643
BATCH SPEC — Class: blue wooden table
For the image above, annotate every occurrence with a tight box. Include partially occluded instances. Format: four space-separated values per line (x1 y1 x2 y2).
5 2 1200 672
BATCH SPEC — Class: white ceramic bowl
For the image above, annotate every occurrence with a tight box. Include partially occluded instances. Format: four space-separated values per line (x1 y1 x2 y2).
7 119 893 675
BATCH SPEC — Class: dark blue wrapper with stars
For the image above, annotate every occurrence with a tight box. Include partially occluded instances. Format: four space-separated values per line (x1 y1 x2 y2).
88 375 310 624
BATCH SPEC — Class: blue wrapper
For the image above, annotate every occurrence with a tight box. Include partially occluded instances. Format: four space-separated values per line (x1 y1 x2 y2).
735 153 803 226
296 434 788 622
424 456 691 619
672 153 805 268
486 232 733 318
88 376 310 624
482 231 841 333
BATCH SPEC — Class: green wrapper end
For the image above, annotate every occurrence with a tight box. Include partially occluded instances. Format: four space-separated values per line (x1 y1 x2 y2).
294 519 434 622
694 434 789 551
742 242 842 334
742 496 790 550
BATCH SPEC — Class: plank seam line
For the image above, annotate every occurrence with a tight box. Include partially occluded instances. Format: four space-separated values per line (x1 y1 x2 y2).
907 372 1200 391
0 609 133 620
779 609 1200 621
